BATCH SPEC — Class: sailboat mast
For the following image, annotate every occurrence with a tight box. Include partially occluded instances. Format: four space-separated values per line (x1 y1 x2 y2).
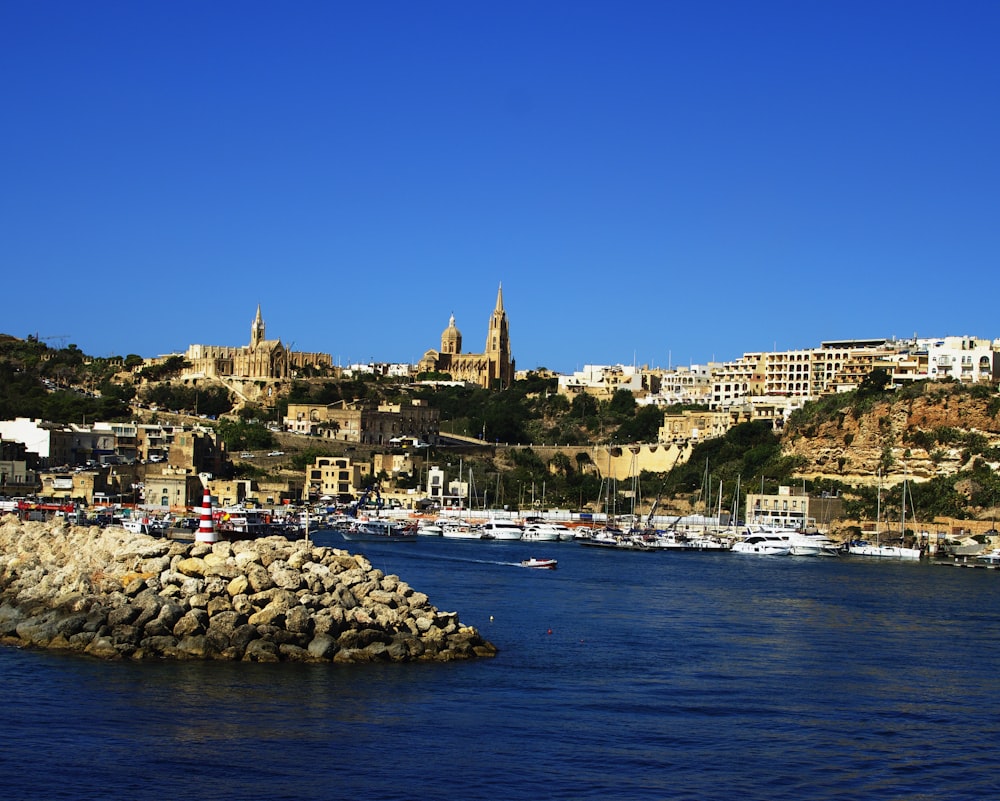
876 469 882 545
900 473 909 539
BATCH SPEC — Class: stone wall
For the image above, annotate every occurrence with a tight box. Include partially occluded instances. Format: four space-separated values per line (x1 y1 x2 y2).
0 517 496 664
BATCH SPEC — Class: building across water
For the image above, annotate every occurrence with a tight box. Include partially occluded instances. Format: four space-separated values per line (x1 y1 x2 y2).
183 305 331 380
418 284 514 389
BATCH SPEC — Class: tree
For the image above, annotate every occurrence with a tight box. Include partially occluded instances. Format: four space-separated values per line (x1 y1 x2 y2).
858 367 891 397
609 389 636 416
614 405 663 443
571 393 599 418
215 420 276 451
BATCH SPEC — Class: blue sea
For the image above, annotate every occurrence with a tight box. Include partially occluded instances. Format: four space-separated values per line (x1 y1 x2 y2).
3 535 999 801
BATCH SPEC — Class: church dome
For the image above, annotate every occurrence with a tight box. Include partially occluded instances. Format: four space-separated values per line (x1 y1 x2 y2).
441 313 462 354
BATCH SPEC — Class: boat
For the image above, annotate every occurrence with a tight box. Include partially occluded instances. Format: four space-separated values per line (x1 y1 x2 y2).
416 519 444 536
122 516 168 536
847 473 921 559
477 519 523 540
577 527 656 550
520 557 558 569
731 529 791 556
848 539 921 559
340 519 418 542
745 524 839 556
650 528 731 551
683 532 731 551
214 505 268 538
577 455 653 550
522 521 571 541
786 529 840 557
440 520 485 539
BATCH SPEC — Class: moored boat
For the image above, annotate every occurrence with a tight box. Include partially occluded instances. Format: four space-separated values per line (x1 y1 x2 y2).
577 527 656 550
847 540 921 559
340 519 418 542
732 530 791 556
441 520 484 539
522 522 571 541
478 519 524 540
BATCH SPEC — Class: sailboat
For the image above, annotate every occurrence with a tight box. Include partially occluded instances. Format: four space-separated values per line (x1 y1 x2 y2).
848 471 922 559
578 450 651 550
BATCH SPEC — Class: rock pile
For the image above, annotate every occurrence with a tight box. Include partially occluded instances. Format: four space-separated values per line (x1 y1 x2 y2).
0 517 497 663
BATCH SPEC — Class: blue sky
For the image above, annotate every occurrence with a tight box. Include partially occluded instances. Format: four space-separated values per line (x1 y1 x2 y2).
3 1 998 373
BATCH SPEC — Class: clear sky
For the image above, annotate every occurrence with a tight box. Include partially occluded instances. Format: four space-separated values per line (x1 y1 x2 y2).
3 1 998 373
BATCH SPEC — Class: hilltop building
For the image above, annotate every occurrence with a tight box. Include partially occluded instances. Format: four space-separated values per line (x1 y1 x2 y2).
285 399 439 445
709 336 999 412
417 285 515 389
182 305 331 381
558 364 645 400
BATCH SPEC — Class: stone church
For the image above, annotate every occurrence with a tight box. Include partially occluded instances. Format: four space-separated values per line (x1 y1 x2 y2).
184 305 331 380
418 285 515 389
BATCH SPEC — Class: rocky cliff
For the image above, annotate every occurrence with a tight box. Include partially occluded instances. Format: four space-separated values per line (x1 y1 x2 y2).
0 517 497 663
784 386 1000 486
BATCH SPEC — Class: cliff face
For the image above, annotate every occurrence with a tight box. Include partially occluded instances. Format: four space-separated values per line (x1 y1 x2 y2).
783 388 1000 485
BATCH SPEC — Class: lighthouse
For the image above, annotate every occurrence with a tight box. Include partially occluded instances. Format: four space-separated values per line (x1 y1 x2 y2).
195 486 218 544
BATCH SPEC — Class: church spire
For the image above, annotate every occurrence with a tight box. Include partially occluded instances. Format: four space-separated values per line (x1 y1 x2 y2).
485 282 512 388
251 304 265 348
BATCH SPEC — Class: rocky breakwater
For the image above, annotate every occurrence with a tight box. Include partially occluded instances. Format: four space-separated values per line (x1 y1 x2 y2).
0 517 497 663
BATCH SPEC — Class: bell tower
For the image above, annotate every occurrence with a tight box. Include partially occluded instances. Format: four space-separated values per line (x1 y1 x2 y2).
485 283 513 388
251 304 265 349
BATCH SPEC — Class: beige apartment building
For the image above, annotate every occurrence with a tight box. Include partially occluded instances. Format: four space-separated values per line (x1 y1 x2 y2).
745 484 845 530
144 467 206 511
709 337 998 412
658 409 736 444
557 364 645 400
307 456 372 501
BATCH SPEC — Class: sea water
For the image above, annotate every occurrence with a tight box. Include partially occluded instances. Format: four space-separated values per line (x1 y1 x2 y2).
3 536 999 801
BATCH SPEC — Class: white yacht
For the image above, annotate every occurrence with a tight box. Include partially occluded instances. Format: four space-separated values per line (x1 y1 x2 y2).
522 522 572 541
477 519 524 540
416 519 443 536
786 529 840 557
732 529 791 556
441 520 484 540
847 538 921 559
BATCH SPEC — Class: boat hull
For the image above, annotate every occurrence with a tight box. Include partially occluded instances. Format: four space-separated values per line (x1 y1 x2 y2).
848 544 921 559
340 520 418 542
520 558 557 569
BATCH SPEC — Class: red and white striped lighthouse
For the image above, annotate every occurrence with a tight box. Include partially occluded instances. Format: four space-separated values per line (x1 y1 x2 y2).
195 486 218 544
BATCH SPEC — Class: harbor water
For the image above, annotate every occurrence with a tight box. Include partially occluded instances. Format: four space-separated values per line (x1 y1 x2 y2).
3 535 999 800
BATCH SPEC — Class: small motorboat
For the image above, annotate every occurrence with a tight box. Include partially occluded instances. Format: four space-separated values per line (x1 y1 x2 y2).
520 557 558 570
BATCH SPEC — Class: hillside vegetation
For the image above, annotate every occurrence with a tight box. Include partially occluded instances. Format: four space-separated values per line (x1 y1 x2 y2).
783 377 1000 524
4 336 1000 523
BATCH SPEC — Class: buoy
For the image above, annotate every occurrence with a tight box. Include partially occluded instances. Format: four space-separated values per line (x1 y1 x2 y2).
195 487 218 544
547 629 552 635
